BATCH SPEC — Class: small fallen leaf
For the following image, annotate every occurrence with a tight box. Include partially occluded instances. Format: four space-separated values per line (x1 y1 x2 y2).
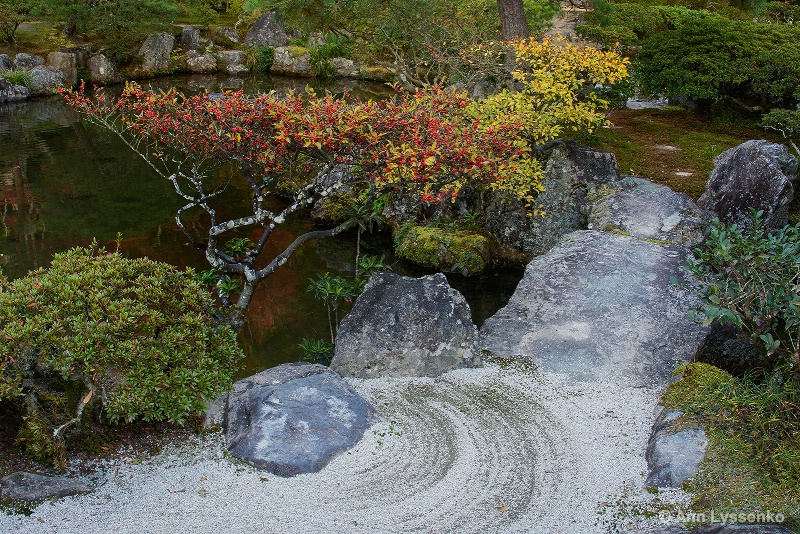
198 488 207 497
497 506 509 512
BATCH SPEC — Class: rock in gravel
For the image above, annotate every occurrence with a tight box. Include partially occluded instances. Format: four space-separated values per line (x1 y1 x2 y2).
0 472 92 502
645 409 707 488
697 140 797 231
331 272 481 378
480 230 708 385
224 363 377 476
588 177 710 247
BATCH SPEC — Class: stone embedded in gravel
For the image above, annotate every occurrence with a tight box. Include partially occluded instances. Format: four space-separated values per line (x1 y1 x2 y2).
225 363 377 477
588 177 710 246
331 272 481 378
644 409 708 488
0 472 92 502
697 140 797 231
480 230 708 385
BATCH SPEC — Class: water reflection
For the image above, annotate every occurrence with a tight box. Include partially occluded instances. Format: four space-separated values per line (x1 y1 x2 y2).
0 74 521 375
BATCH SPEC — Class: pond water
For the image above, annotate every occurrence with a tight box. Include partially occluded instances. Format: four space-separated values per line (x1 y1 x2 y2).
0 73 523 377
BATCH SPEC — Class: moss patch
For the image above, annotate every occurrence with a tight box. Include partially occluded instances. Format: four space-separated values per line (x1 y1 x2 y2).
661 363 800 529
394 225 490 275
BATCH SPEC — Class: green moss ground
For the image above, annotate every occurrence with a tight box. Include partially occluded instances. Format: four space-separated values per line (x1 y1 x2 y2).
661 363 800 531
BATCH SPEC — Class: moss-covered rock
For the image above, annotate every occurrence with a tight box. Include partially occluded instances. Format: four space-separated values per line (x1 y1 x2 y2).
394 225 490 275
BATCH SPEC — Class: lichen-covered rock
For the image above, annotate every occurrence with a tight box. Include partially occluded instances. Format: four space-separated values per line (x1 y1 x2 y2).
480 230 708 385
588 177 710 246
0 472 92 502
0 54 13 72
27 65 64 96
331 272 481 378
186 50 217 73
697 140 797 231
270 46 312 77
89 54 123 84
331 57 359 78
181 26 202 50
0 79 30 102
47 52 77 87
138 32 175 75
217 50 249 75
217 26 240 44
644 409 707 488
14 53 45 70
244 12 290 48
395 226 491 275
223 363 377 476
484 140 622 257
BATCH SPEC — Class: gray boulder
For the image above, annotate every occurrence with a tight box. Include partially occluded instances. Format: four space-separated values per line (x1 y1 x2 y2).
331 57 359 78
47 51 77 88
645 409 707 488
27 66 65 96
181 26 202 50
480 230 708 385
186 50 217 73
0 472 92 502
270 46 312 77
0 53 13 72
217 50 249 75
244 12 290 48
331 272 481 378
697 140 797 231
485 140 622 257
588 177 710 246
59 46 91 70
14 53 45 70
224 363 377 477
217 26 240 44
0 79 30 102
89 54 123 84
138 32 175 75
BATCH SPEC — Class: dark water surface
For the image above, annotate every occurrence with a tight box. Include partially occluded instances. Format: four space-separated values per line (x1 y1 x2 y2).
0 73 522 376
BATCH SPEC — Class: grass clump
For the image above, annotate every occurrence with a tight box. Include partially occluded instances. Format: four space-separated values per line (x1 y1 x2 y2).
1 69 31 87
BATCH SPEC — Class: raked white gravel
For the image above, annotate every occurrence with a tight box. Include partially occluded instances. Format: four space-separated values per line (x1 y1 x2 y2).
0 362 690 534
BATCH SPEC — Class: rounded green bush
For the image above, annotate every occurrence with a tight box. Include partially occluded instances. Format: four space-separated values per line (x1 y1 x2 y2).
0 246 243 462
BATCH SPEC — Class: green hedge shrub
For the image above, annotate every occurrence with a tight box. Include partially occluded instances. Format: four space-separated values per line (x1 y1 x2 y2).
688 212 800 387
0 246 242 466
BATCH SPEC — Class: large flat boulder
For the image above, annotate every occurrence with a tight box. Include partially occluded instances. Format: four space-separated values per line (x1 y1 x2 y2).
224 363 377 477
480 230 708 385
331 272 481 378
588 177 710 246
697 140 797 231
